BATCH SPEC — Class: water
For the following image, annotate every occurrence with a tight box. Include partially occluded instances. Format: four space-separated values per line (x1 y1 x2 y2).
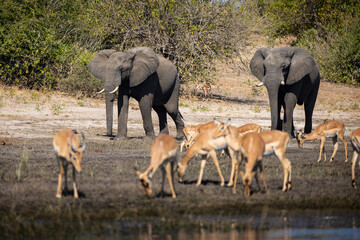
7 212 360 239
77 213 360 240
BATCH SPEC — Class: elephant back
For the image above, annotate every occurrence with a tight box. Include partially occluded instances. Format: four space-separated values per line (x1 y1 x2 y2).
155 55 178 94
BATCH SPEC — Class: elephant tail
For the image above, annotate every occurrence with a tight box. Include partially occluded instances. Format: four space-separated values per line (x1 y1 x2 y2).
179 110 185 120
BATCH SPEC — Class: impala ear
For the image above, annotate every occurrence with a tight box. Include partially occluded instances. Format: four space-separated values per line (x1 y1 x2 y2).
226 118 231 126
251 172 256 178
239 171 244 179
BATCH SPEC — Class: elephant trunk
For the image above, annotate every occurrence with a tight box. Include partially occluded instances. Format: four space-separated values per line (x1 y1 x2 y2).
266 80 281 131
105 87 116 136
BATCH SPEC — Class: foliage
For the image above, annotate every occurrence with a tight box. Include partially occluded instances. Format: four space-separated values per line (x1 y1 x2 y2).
262 0 360 84
0 0 88 90
0 0 255 93
80 0 256 84
1 0 359 92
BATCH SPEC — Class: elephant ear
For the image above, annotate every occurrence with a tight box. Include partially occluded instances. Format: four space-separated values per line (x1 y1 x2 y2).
128 47 160 87
250 48 267 82
286 47 316 85
87 49 116 82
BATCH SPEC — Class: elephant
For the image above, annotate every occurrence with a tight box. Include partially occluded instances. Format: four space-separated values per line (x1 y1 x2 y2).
87 47 185 140
250 47 320 137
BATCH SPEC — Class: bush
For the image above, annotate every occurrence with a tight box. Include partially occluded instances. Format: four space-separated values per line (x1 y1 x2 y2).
263 0 360 85
298 26 360 85
0 0 256 93
83 0 255 84
57 49 103 97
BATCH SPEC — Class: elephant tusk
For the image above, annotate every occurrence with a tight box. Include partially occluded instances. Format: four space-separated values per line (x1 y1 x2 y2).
96 88 105 94
109 86 119 94
281 81 285 86
256 82 264 87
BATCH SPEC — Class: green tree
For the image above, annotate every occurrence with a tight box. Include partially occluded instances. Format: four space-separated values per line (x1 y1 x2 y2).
263 0 360 84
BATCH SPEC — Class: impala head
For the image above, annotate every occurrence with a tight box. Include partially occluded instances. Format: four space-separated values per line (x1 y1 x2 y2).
69 132 86 172
136 170 152 197
177 162 187 182
296 130 306 147
212 119 231 138
240 171 256 197
185 142 191 150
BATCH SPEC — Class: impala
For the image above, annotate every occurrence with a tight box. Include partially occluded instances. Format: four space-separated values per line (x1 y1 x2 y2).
237 123 262 136
196 82 212 98
259 130 291 192
219 123 262 186
297 120 348 162
53 129 86 198
351 128 360 188
181 122 260 164
180 121 218 152
177 120 237 187
136 134 178 198
213 127 267 197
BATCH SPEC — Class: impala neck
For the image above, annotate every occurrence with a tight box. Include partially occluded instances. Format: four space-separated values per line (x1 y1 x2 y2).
304 131 320 141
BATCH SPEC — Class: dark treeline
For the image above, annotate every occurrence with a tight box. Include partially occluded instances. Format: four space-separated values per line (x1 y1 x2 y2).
1 0 359 95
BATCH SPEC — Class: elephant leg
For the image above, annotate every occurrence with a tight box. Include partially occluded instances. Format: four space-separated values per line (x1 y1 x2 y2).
304 93 317 134
283 92 297 137
153 105 169 135
139 94 155 137
163 76 185 139
168 111 185 140
116 92 129 139
164 100 185 139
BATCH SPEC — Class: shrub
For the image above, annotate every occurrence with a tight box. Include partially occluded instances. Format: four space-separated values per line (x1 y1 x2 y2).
0 0 256 93
263 0 360 85
57 49 103 98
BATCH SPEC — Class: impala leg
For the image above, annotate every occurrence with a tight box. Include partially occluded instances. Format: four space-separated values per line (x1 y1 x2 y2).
352 152 359 188
180 140 185 152
232 158 241 194
275 149 290 191
160 165 166 197
254 171 261 192
56 157 64 198
330 136 338 162
338 134 348 162
233 154 243 193
209 150 225 186
227 148 237 187
258 161 268 193
196 155 207 186
166 161 176 198
64 163 69 193
286 158 292 191
319 137 326 162
72 165 79 199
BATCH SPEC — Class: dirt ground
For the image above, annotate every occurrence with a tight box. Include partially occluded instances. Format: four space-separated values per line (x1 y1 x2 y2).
1 42 360 238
